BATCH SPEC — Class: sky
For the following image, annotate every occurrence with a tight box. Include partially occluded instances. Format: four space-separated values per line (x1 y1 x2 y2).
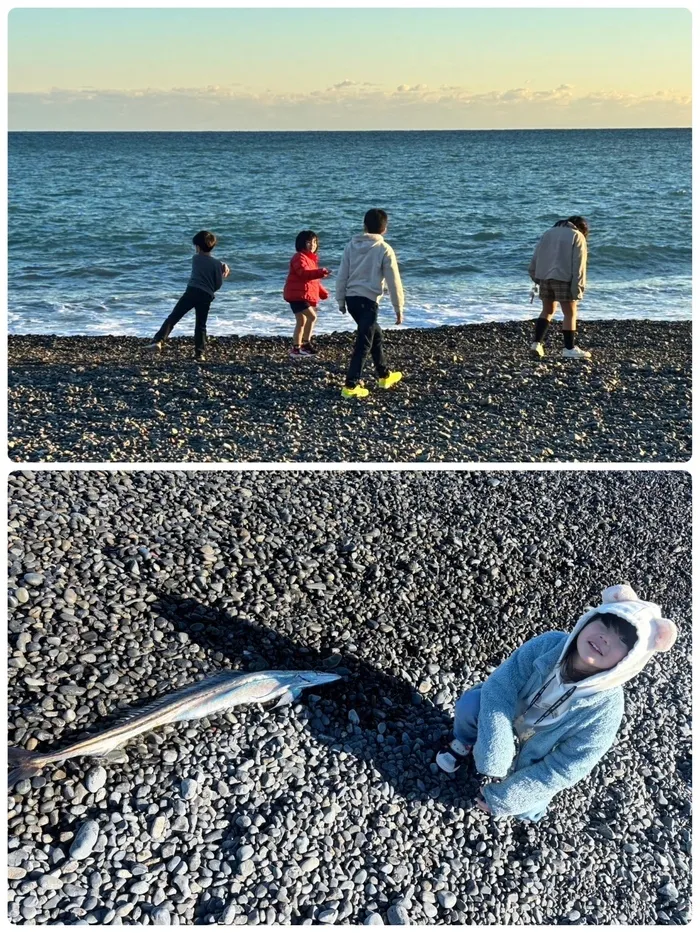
8 7 692 131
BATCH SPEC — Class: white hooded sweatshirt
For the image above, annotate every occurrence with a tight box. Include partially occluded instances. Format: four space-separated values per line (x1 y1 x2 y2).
513 584 677 742
335 233 405 313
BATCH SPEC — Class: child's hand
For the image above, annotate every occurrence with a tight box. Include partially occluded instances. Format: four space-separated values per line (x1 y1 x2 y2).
475 793 491 813
222 264 231 278
321 268 332 277
338 304 347 315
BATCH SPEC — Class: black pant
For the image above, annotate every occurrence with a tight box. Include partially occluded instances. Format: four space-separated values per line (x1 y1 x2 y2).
154 286 212 354
345 296 390 388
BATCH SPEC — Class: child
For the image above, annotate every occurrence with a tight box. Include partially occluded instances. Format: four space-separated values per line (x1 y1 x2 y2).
335 208 404 399
283 230 331 359
436 584 678 822
150 230 230 362
528 216 590 361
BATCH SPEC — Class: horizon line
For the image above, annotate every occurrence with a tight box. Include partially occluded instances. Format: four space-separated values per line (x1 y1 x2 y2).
9 126 691 133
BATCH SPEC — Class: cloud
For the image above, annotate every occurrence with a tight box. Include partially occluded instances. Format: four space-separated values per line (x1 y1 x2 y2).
9 82 691 130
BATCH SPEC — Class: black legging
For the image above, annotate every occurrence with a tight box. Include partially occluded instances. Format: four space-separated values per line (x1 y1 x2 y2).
345 296 390 388
154 286 212 353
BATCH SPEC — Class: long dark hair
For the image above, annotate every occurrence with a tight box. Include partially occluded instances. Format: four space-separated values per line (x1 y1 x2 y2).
560 612 638 683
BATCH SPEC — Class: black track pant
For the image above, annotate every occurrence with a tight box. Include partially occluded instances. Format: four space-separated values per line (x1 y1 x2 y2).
154 286 212 353
345 296 390 388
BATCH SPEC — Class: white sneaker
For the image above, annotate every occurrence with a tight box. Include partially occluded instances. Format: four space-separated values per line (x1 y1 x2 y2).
436 738 472 773
562 346 592 360
530 342 545 358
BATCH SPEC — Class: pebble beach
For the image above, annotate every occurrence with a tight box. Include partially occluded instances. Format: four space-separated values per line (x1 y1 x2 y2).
8 320 691 463
7 470 691 925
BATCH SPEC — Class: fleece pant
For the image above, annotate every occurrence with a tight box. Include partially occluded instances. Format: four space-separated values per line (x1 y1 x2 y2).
345 296 390 388
453 684 483 745
154 285 212 354
452 683 548 822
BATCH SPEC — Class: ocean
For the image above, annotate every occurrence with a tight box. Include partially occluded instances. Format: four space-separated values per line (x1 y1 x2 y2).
8 129 691 337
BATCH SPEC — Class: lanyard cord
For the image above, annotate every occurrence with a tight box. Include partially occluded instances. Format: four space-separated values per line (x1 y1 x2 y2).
533 686 577 725
521 676 578 726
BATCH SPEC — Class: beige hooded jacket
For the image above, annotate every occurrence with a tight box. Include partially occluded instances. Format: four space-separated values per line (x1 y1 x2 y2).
528 221 588 300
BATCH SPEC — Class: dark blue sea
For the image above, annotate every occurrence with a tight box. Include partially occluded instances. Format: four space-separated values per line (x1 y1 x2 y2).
8 129 691 336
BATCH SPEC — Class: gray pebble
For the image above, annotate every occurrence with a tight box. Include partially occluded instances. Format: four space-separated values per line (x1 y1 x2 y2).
23 572 44 586
180 778 198 800
387 905 410 925
84 766 107 793
69 821 100 860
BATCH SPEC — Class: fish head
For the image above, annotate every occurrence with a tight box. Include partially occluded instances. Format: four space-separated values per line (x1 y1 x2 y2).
296 671 342 689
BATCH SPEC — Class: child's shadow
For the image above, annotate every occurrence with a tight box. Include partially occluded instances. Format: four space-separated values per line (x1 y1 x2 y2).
154 592 481 814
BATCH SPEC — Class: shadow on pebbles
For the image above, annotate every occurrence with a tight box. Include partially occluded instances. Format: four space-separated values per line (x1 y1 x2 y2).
7 470 691 924
7 320 691 463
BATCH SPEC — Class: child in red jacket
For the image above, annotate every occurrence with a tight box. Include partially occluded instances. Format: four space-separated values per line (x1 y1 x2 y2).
283 230 331 358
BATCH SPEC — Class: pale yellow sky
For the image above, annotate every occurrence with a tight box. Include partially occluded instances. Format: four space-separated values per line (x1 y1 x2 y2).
9 8 691 130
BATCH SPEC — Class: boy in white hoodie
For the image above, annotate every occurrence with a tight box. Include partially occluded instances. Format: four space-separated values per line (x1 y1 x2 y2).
336 209 405 399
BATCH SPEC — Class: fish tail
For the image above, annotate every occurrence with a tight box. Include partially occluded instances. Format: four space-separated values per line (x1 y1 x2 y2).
8 747 45 788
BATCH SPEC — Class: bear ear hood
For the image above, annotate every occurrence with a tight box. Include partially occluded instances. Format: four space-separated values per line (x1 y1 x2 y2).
556 584 679 695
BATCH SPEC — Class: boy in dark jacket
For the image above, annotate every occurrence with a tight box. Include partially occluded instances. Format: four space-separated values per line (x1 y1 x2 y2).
283 230 331 358
150 230 230 362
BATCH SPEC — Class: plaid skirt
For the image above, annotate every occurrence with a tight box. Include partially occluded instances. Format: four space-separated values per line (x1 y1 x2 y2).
538 279 575 302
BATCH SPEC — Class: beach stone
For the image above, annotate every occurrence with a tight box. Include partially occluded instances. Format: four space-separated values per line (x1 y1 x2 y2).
152 907 171 925
438 892 457 909
180 778 198 800
150 816 168 840
24 573 44 586
69 821 100 859
387 905 410 925
84 767 107 793
15 588 29 604
365 914 384 925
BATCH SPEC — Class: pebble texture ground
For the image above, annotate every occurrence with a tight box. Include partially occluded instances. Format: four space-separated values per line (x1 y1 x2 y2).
7 320 691 463
7 470 691 925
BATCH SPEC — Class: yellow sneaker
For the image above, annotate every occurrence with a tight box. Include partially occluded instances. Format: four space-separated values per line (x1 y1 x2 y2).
377 371 403 389
341 385 370 399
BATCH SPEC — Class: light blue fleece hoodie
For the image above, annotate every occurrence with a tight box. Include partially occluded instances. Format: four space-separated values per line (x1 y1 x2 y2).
475 585 678 821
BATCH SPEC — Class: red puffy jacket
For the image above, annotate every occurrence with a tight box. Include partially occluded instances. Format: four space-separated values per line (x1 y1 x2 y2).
283 250 329 305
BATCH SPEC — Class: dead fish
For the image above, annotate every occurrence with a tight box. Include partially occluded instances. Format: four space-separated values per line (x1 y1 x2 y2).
8 669 340 787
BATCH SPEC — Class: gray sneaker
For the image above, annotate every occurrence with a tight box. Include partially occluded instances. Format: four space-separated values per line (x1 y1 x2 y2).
530 342 545 358
148 341 162 352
